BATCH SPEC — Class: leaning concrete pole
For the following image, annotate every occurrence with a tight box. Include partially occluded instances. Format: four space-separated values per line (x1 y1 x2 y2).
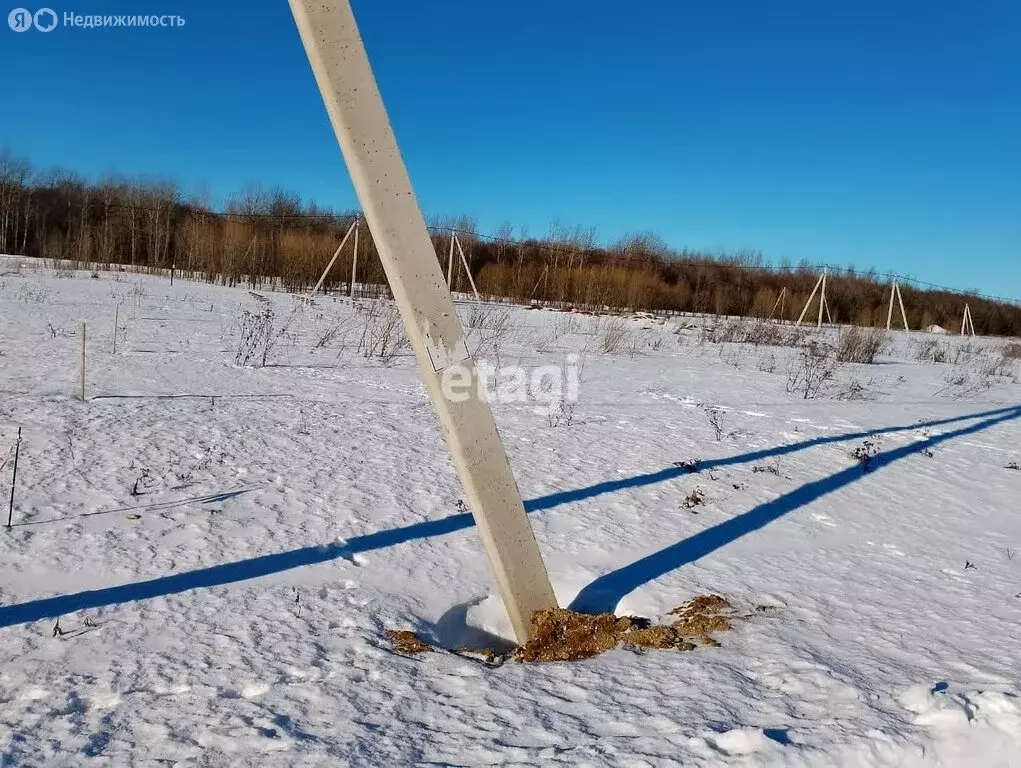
288 0 557 642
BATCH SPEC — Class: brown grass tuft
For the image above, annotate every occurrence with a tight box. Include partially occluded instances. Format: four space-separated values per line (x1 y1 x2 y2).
388 594 736 665
387 629 432 655
668 595 734 645
513 609 635 663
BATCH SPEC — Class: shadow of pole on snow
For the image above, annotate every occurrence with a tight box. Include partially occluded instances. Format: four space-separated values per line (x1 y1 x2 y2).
0 405 1016 628
568 405 1021 613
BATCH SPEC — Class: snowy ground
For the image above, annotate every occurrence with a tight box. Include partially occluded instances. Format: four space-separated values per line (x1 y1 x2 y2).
1 256 1020 766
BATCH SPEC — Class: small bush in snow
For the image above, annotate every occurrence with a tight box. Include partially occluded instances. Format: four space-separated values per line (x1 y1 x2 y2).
356 301 409 362
837 327 888 364
786 342 837 399
598 319 632 355
234 301 303 367
914 338 949 363
851 440 880 471
702 405 726 441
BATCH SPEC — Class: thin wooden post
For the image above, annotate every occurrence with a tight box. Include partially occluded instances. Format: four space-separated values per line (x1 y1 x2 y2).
80 322 87 402
112 304 119 354
6 427 21 529
796 273 824 326
288 0 557 642
310 219 358 296
454 235 481 303
350 219 360 299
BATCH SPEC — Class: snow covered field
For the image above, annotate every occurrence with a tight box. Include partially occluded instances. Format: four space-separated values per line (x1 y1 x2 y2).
1 255 1020 766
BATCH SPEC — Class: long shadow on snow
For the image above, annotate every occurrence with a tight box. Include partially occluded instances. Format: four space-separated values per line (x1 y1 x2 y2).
569 404 1021 613
0 405 1016 628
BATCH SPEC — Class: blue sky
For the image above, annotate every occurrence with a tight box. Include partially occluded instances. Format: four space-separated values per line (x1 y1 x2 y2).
3 0 1019 299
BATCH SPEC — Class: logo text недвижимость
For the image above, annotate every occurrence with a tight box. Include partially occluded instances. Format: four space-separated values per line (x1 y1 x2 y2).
8 9 185 31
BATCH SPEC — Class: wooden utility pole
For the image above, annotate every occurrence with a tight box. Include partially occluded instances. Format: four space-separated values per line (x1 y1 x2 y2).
288 0 557 642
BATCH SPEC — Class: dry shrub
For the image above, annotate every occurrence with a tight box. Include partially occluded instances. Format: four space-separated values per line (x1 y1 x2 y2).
313 311 357 350
356 300 409 361
915 338 949 363
934 355 1013 399
465 303 514 356
700 318 807 348
1003 342 1021 361
233 301 303 367
786 342 837 399
598 318 632 354
836 326 888 363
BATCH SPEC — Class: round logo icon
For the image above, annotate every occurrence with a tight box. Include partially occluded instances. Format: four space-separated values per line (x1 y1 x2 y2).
34 7 57 31
8 7 33 31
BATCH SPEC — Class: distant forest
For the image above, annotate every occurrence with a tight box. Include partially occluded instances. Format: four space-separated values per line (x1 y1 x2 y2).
2 149 1018 336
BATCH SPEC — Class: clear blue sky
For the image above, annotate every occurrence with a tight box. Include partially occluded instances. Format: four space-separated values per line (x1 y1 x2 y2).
3 0 1019 299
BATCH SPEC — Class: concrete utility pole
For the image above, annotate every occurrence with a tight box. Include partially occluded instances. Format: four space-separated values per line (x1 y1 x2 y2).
288 0 557 642
961 303 975 336
310 219 357 296
886 281 910 332
454 235 482 303
350 218 360 299
796 271 825 327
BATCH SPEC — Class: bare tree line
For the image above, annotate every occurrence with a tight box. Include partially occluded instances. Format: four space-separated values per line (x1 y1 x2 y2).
1 149 1018 336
